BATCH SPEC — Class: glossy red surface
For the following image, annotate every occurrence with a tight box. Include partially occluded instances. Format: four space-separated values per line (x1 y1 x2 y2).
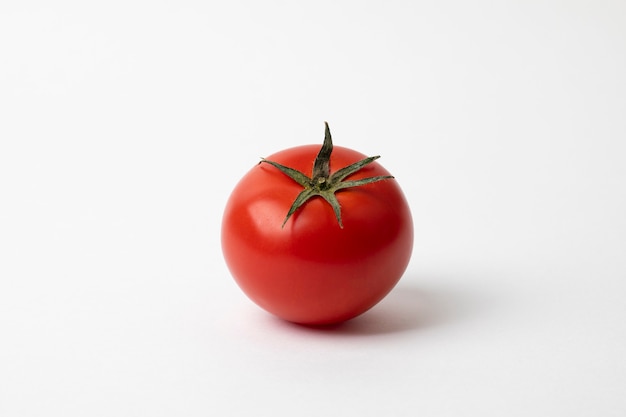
221 145 413 325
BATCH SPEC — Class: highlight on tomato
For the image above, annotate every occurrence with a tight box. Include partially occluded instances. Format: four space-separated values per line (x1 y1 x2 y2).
221 122 413 325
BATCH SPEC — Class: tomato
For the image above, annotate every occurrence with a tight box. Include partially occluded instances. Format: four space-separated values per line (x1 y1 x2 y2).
221 123 413 325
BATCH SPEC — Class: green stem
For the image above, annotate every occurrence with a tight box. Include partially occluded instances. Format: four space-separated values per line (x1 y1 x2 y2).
260 122 394 228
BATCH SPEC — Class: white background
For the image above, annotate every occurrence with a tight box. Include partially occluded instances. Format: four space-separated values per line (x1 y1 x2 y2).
1 1 625 416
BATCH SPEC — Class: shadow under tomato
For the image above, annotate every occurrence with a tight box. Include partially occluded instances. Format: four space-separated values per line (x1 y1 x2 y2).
275 278 484 336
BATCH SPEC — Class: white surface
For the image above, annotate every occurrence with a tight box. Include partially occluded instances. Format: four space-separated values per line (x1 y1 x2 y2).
1 1 625 416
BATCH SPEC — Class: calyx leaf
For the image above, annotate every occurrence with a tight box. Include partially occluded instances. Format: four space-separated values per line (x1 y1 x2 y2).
260 122 393 228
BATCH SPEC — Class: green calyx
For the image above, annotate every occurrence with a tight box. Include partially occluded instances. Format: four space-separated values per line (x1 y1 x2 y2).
260 122 394 228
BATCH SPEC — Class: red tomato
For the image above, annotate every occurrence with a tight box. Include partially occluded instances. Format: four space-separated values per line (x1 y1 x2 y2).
221 125 413 325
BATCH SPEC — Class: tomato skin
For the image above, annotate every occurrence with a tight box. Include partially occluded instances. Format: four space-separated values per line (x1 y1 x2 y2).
221 145 413 325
